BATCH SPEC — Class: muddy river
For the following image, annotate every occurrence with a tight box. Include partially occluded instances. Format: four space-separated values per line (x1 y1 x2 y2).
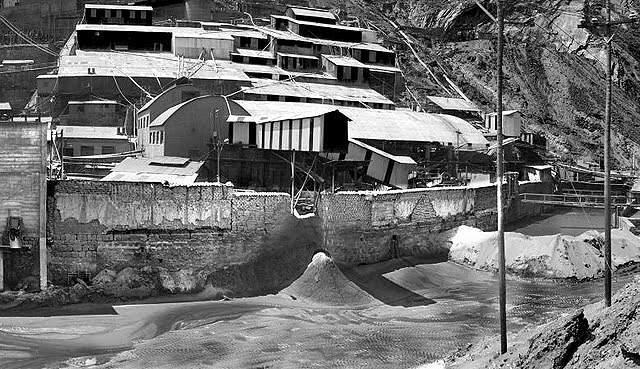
0 256 635 369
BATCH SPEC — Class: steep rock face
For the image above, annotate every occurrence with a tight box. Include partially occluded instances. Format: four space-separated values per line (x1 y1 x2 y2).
319 0 640 167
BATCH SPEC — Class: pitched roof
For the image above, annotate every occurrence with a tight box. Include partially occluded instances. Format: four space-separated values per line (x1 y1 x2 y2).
101 156 203 185
427 96 481 112
321 54 366 68
231 100 343 123
340 107 489 148
287 6 337 21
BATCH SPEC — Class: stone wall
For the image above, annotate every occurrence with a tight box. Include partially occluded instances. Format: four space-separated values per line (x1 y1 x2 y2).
317 184 501 265
48 181 320 295
47 180 550 294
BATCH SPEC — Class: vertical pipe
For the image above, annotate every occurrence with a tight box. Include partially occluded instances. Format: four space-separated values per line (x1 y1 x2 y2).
604 0 612 308
496 0 508 354
291 151 295 214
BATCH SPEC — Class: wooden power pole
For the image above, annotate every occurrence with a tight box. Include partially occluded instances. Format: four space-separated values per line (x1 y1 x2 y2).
496 0 507 354
603 0 612 308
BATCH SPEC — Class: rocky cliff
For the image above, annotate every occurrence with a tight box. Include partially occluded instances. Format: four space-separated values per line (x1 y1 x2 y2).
318 0 640 167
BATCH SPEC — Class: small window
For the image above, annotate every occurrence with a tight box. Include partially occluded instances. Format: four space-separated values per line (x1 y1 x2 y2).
102 146 115 154
90 9 97 17
80 146 94 156
63 147 74 157
130 10 136 18
116 10 122 18
78 105 84 113
159 131 164 144
141 11 147 19
149 132 153 143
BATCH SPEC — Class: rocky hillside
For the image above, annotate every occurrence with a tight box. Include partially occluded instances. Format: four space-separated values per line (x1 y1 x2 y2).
449 275 640 368
317 0 640 167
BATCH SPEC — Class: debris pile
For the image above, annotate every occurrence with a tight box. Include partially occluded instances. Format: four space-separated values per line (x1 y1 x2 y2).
448 225 640 279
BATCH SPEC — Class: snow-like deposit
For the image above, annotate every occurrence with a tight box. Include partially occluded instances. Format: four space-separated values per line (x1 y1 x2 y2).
448 226 640 279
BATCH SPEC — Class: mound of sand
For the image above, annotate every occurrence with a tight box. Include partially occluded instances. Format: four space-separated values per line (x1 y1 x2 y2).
448 226 640 279
279 252 378 306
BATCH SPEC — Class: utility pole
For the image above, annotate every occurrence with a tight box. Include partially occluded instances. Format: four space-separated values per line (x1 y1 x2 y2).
496 0 508 354
603 0 612 308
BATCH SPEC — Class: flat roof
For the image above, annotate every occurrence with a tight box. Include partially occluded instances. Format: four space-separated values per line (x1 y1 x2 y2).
58 51 249 81
76 24 174 34
85 4 153 11
102 156 203 185
0 102 11 111
55 125 128 140
232 48 275 59
427 96 481 112
243 78 394 105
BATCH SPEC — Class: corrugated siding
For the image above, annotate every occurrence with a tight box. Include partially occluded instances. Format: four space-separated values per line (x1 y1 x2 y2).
0 123 45 238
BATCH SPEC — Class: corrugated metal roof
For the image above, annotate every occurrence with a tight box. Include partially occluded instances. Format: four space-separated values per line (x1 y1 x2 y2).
227 115 257 123
2 59 34 65
427 96 481 112
102 156 203 185
321 54 365 67
149 101 188 127
256 27 392 53
56 125 128 140
243 79 394 105
277 52 319 60
232 48 275 58
68 100 119 105
341 107 489 148
0 102 11 111
232 100 341 123
349 138 416 165
226 101 487 148
485 109 520 116
272 15 367 32
85 4 153 11
288 7 337 21
58 51 249 81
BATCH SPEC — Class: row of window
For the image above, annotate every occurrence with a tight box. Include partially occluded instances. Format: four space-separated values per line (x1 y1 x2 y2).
89 9 147 19
63 145 115 157
149 130 164 145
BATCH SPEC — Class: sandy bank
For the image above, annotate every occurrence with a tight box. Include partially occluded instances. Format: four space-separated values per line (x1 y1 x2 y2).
448 226 640 279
